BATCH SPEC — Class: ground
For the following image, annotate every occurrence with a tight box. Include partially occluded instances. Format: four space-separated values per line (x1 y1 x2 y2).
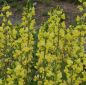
0 0 80 28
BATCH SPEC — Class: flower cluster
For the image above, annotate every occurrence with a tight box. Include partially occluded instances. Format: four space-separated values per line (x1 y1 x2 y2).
0 0 86 85
0 4 35 85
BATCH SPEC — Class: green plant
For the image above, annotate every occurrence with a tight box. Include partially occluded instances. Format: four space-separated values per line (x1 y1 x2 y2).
0 0 86 85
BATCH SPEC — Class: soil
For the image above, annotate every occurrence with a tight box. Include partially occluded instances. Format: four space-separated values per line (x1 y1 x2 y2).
35 1 80 27
0 0 80 28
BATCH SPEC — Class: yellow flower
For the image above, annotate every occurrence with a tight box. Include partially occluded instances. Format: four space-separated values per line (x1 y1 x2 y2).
8 20 12 25
83 13 86 17
45 55 53 63
73 29 80 37
38 40 45 47
2 5 10 11
7 81 14 85
44 80 49 85
56 71 62 83
21 21 27 26
0 27 3 30
22 47 30 52
83 2 86 7
59 28 65 37
34 75 39 81
61 21 66 28
76 16 80 22
6 11 12 17
13 50 21 58
7 75 14 82
76 66 83 73
0 13 4 17
29 19 35 30
12 29 17 39
78 6 84 12
18 78 24 85
49 80 54 85
65 33 72 40
2 23 5 27
39 67 44 73
3 17 7 22
66 59 73 66
0 79 3 85
46 70 53 77
44 80 54 85
22 16 26 21
7 68 13 74
38 81 42 85
61 14 65 19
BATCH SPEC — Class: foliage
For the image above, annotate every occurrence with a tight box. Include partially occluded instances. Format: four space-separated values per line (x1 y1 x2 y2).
0 0 17 3
0 0 86 85
0 0 80 4
0 4 36 85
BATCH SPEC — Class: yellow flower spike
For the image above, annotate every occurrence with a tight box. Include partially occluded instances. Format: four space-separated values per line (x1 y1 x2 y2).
83 2 86 7
31 7 35 16
7 68 13 74
29 19 35 30
0 79 3 85
0 33 4 39
14 63 27 79
7 81 14 85
56 71 62 83
44 80 49 85
83 13 86 17
2 5 10 11
59 81 67 85
3 17 7 22
0 4 35 84
78 5 84 12
38 81 42 85
22 16 26 21
46 70 54 77
0 2 85 85
22 47 30 52
34 75 39 81
61 21 66 28
12 29 17 39
59 29 65 37
44 80 54 85
61 13 65 20
6 11 12 17
0 27 3 31
0 13 4 17
49 80 54 85
66 59 73 66
65 33 72 40
36 7 66 85
39 67 44 73
18 78 24 85
13 50 21 58
76 66 83 73
73 29 80 37
6 75 14 82
21 21 27 26
8 20 12 25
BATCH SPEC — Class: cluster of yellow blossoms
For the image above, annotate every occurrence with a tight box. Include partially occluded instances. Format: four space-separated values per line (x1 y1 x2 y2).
0 4 35 85
0 0 86 85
